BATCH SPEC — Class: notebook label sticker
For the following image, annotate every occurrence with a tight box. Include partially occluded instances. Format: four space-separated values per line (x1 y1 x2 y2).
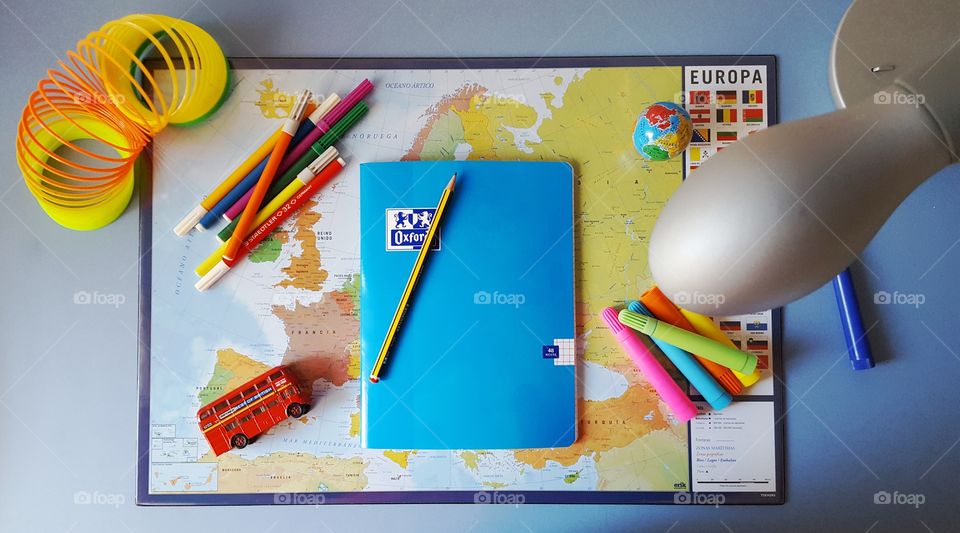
385 208 441 251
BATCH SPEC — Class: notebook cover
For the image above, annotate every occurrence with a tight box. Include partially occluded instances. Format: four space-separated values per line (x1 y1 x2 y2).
359 160 576 450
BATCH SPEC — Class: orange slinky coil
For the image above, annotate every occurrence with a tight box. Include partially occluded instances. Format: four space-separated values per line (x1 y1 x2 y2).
16 14 229 230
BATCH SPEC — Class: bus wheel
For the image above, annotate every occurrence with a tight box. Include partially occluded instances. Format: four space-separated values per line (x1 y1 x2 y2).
232 434 248 449
287 403 305 418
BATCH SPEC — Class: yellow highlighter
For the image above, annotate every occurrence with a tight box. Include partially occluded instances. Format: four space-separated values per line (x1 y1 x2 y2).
680 309 762 388
194 146 339 277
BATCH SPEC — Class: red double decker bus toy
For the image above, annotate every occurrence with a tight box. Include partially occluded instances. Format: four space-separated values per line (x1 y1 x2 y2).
197 365 310 456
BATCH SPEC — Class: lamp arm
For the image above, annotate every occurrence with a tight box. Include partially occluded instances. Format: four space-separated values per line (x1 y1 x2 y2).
649 47 960 315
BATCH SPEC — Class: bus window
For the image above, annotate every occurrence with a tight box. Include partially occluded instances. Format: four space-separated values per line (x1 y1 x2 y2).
269 371 283 381
224 421 238 431
199 409 213 420
267 400 279 408
243 387 256 398
239 414 253 424
213 401 228 413
256 379 270 389
253 405 267 415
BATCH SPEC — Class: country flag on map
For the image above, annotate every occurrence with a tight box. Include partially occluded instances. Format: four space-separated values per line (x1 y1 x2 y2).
716 108 737 123
717 131 737 142
689 147 712 164
742 89 764 104
743 108 764 123
689 108 711 124
746 322 768 331
732 339 742 349
719 320 741 331
716 90 737 105
688 90 711 106
691 128 711 143
747 338 769 350
757 355 769 370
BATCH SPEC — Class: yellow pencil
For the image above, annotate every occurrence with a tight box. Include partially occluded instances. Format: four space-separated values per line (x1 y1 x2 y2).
369 174 457 383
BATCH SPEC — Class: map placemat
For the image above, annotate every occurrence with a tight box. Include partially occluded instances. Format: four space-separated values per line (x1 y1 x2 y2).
138 56 783 505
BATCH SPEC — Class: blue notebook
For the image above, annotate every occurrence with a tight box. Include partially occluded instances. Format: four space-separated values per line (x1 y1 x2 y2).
359 161 576 450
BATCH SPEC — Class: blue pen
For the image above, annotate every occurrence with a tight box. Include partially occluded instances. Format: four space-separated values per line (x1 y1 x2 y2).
833 268 875 370
196 115 321 230
627 301 732 410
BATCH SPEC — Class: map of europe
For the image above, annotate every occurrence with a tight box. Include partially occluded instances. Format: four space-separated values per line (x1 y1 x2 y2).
148 66 698 496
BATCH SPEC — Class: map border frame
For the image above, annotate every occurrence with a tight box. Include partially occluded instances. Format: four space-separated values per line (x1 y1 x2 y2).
137 55 782 506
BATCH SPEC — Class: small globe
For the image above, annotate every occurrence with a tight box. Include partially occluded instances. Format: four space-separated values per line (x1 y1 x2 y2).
633 102 693 161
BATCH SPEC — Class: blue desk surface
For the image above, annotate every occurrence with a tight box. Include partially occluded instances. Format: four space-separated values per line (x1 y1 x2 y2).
2 1 958 531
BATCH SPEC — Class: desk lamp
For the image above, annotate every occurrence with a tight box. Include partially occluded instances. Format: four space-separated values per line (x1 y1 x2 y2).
649 0 960 315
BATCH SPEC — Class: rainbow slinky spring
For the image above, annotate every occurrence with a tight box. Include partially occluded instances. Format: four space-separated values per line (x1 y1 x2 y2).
16 14 229 230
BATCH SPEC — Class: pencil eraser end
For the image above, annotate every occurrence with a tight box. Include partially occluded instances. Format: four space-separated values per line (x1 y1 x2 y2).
368 375 379 384
174 205 207 236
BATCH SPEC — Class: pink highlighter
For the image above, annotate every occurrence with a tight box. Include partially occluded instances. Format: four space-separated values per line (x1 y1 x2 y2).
600 307 698 422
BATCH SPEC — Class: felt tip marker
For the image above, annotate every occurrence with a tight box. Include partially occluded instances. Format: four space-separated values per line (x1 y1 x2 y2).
601 307 698 422
618 310 758 374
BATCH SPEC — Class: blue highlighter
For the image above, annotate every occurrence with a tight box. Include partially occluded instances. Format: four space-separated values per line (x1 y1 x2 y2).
627 301 732 411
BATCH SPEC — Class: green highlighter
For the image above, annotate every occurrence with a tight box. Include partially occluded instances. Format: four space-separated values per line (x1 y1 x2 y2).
618 309 758 374
217 102 369 242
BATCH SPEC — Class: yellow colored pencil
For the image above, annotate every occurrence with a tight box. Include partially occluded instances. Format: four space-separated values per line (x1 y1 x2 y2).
369 174 457 383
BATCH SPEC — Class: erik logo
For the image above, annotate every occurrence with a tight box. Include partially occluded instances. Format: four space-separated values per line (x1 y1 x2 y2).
386 208 440 251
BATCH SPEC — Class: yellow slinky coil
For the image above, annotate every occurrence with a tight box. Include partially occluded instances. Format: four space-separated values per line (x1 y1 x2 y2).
16 14 229 230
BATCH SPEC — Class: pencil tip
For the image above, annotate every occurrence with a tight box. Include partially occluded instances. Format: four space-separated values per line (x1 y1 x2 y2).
448 174 456 188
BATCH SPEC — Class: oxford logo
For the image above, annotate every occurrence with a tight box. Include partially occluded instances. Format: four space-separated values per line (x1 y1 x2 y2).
386 208 441 251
